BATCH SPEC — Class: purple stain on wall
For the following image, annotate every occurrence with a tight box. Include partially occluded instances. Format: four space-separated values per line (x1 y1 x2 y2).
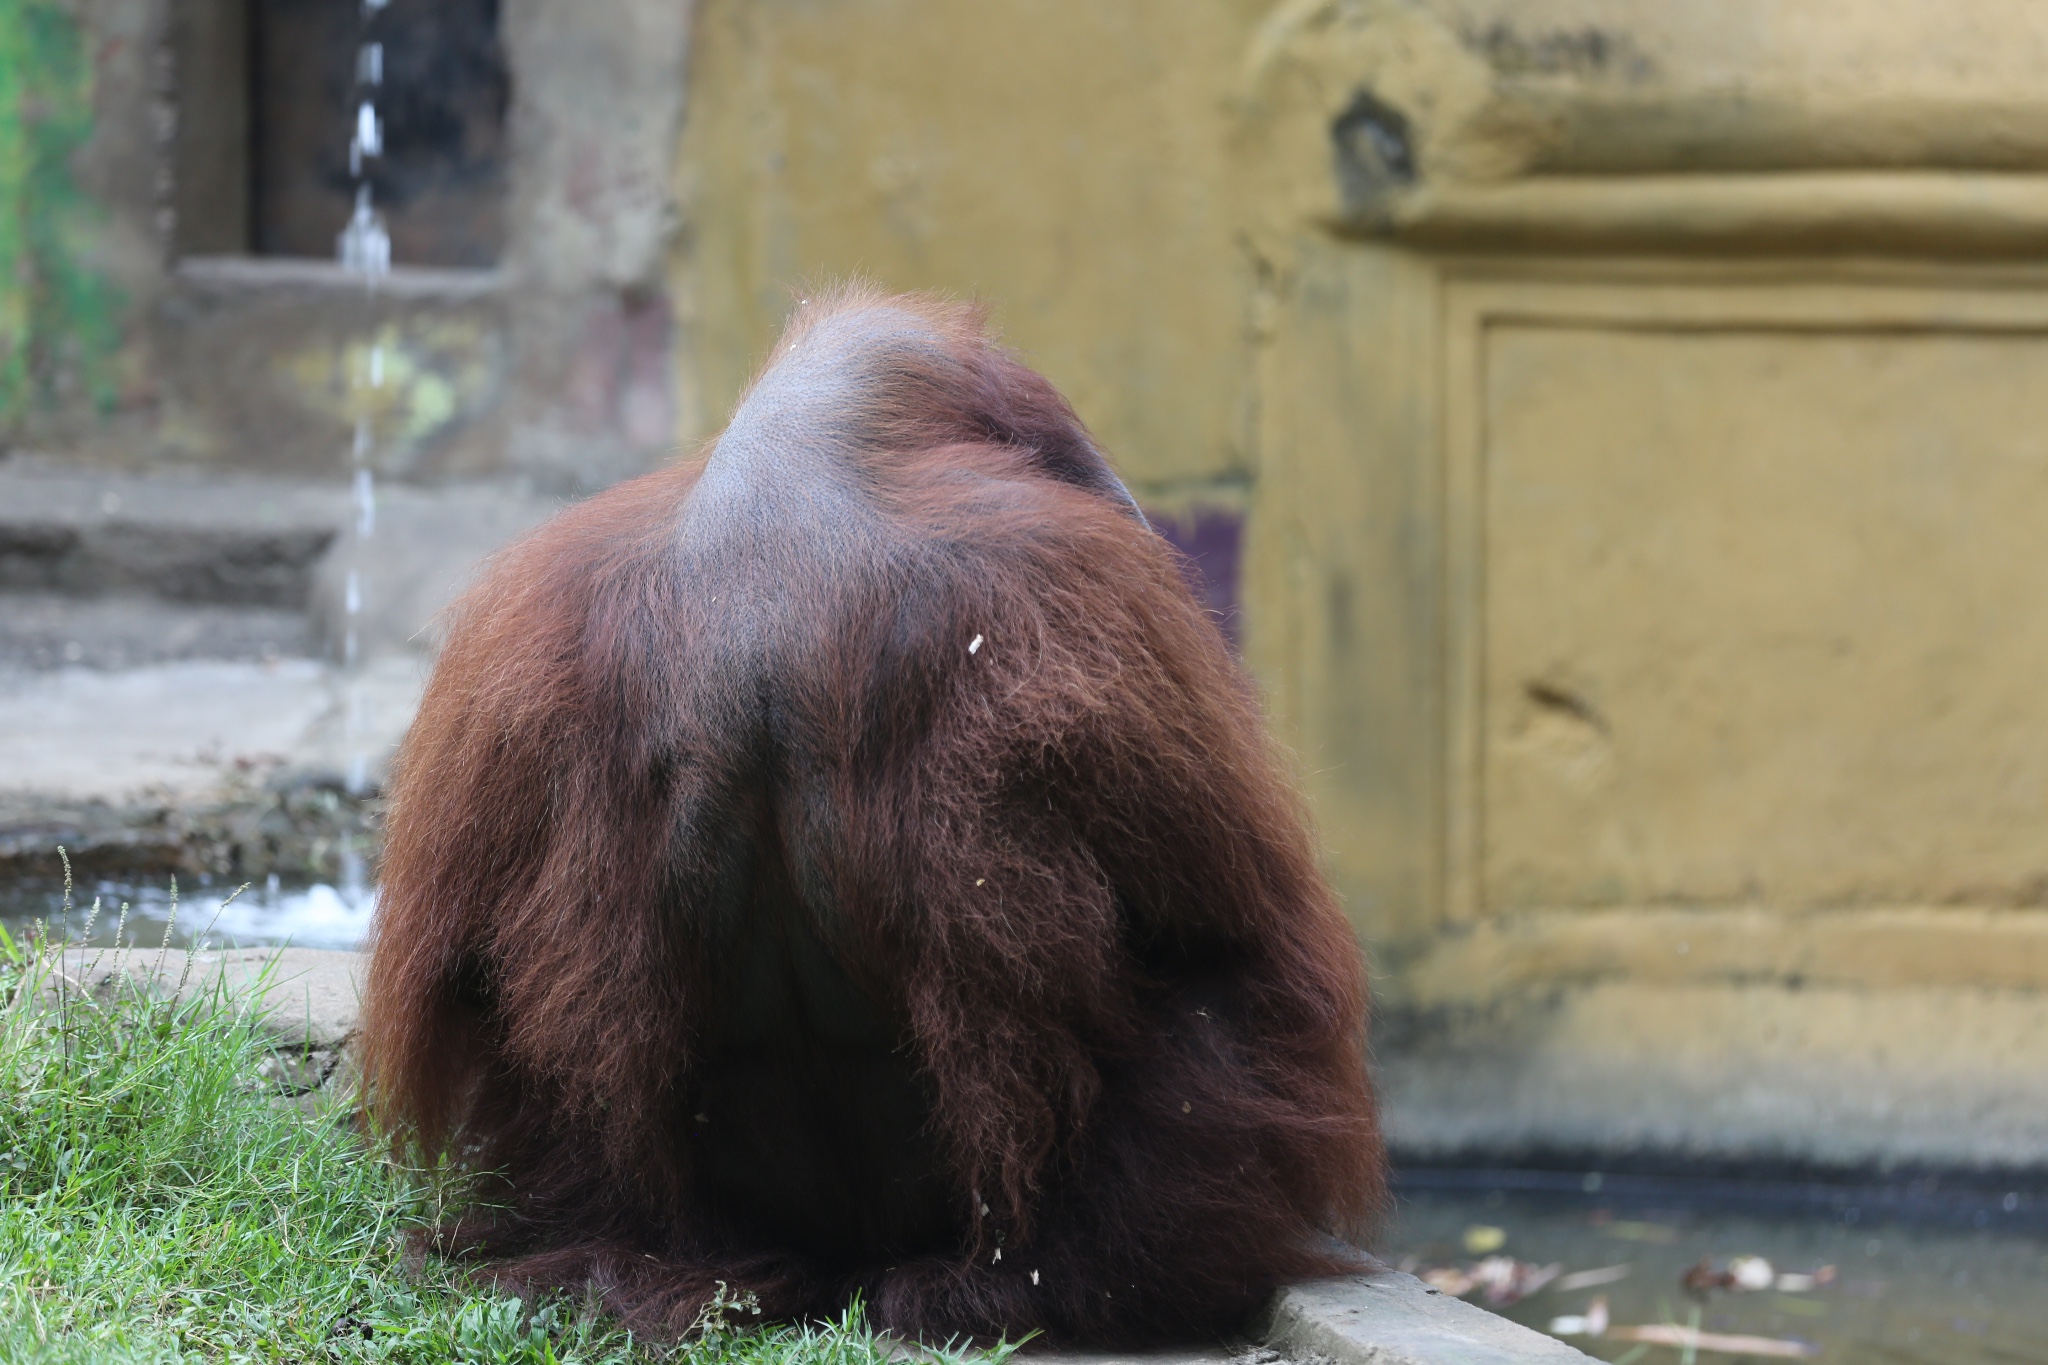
570 291 674 448
1145 506 1243 649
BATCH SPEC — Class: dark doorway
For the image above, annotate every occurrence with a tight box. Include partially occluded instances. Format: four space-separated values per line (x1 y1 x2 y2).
248 0 509 267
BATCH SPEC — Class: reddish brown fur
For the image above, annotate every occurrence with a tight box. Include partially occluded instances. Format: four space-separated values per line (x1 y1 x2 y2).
359 287 1385 1345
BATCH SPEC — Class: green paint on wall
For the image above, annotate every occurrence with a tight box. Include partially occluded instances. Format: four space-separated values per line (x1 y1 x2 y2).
0 0 120 425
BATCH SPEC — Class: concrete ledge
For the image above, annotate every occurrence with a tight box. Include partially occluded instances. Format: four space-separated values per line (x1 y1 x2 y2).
177 255 504 300
1263 1272 1590 1365
52 946 363 1049
1351 172 2048 255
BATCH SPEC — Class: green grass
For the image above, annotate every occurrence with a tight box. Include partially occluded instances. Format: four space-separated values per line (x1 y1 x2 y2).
0 906 1016 1365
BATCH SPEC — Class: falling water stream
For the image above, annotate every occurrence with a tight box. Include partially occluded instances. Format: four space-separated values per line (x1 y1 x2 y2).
333 0 392 920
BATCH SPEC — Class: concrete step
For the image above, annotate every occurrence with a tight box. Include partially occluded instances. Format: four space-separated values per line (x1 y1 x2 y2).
0 592 313 670
0 462 562 653
0 462 563 879
0 469 342 608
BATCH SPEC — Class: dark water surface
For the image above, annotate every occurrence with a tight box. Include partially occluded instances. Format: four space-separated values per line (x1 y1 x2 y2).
1385 1170 2048 1363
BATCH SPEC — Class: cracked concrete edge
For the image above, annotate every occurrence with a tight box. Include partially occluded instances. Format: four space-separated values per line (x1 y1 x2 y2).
1258 1272 1593 1365
51 946 364 1049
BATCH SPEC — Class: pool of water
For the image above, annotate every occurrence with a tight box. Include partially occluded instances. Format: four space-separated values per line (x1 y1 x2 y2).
1 875 373 952
1384 1169 2048 1363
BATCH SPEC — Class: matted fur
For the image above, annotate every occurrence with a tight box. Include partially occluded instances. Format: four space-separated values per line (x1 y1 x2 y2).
359 287 1386 1346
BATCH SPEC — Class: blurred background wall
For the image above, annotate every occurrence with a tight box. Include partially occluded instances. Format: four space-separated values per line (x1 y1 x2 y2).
9 0 2048 1171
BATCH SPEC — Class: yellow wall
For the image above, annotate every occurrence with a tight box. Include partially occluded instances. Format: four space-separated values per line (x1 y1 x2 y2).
674 0 1270 500
674 0 2048 1164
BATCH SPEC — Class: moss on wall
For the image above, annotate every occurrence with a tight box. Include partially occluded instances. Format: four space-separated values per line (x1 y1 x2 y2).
0 0 120 429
